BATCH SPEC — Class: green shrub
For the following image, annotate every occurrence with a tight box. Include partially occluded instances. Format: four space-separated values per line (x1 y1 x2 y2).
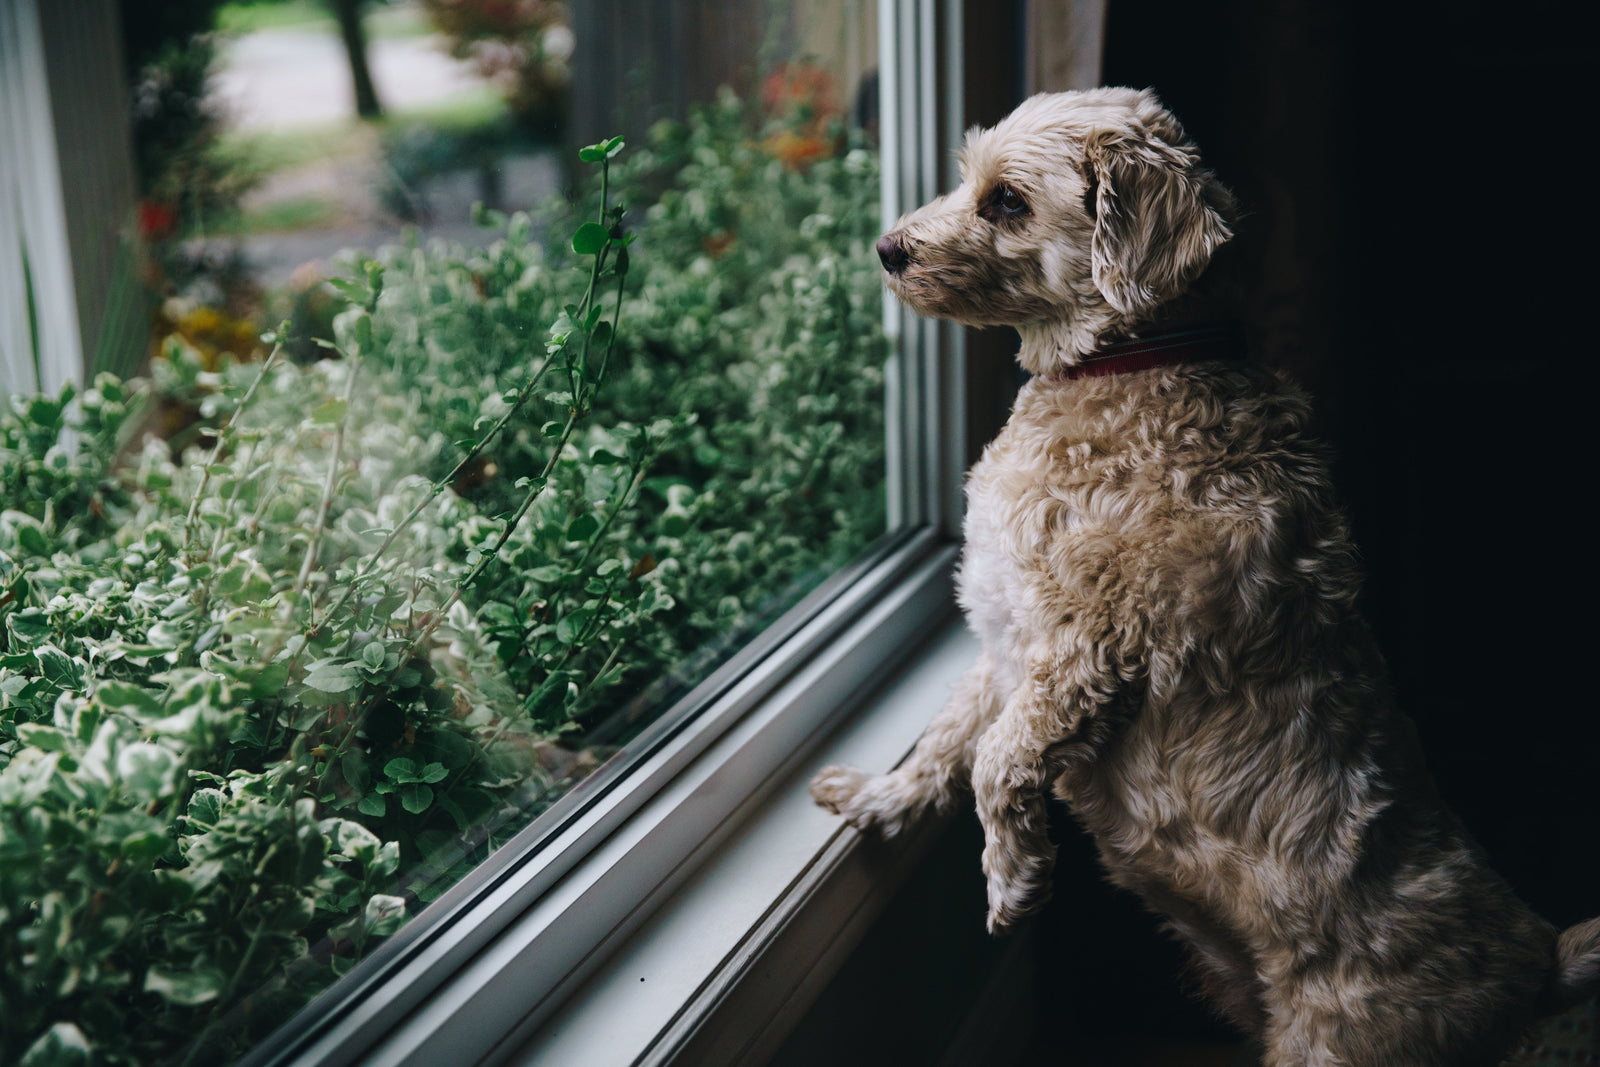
1 99 884 1066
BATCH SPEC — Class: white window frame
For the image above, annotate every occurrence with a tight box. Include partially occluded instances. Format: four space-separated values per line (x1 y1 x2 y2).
0 0 86 396
0 0 142 396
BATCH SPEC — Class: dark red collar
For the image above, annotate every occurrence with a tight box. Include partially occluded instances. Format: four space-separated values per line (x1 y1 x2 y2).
1050 325 1245 381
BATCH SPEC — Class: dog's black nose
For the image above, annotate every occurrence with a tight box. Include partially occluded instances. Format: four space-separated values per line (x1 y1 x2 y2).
877 232 910 274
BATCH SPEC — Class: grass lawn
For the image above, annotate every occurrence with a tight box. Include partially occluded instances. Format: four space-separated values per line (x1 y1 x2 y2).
207 194 346 235
217 0 432 39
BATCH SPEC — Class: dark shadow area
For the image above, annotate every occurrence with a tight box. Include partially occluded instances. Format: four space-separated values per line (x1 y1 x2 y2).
1031 0 1600 1046
772 813 1041 1067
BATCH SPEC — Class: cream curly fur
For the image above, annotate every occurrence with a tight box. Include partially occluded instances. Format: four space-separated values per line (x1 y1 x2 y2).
810 87 1600 1066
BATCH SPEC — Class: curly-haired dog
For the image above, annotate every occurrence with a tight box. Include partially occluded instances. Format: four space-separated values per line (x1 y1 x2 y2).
809 87 1600 1066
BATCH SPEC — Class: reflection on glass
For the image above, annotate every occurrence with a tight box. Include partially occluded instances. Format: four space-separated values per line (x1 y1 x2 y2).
0 1 886 1063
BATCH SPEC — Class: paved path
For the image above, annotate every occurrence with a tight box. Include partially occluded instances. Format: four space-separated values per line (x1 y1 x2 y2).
211 25 484 131
203 12 564 286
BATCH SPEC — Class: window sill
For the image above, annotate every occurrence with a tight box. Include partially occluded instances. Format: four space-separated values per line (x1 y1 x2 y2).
505 616 978 1067
312 542 975 1067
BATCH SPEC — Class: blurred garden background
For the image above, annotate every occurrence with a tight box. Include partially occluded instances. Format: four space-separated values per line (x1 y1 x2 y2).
125 0 575 364
199 0 565 281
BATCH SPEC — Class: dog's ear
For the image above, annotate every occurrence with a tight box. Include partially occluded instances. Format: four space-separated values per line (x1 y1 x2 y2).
1084 114 1234 316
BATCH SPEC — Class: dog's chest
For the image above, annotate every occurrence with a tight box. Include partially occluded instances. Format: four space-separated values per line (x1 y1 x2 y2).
955 401 1113 673
955 474 1024 663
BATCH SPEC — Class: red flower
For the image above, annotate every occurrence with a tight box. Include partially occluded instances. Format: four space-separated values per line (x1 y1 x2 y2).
138 199 178 241
761 62 838 120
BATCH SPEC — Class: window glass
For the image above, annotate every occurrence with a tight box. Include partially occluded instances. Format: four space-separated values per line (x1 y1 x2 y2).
0 1 887 1063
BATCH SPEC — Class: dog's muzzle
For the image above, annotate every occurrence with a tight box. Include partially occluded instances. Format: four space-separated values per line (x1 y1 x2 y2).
876 232 910 274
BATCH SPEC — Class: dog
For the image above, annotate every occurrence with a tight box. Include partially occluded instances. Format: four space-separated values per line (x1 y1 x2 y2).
809 87 1600 1065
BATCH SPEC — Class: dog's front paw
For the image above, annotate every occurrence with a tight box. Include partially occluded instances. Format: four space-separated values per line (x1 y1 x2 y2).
809 764 918 837
809 764 869 815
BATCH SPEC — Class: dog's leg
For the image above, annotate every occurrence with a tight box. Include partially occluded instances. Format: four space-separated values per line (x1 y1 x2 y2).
972 650 1131 933
810 652 1004 837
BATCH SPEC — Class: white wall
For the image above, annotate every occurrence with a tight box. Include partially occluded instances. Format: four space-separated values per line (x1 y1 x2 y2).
0 0 139 397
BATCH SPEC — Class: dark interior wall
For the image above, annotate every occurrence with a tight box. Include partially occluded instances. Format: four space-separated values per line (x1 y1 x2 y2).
773 1 1600 1056
1035 0 1600 1042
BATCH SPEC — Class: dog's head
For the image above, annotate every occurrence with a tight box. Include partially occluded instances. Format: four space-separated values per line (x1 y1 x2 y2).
877 87 1236 363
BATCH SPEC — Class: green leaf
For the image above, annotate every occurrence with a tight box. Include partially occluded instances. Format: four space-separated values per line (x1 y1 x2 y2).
186 788 225 828
555 608 594 645
323 817 381 862
363 892 407 935
15 520 50 556
96 680 163 716
572 222 609 256
326 276 367 303
145 967 226 1006
304 662 361 694
228 716 269 748
215 561 249 597
471 201 505 228
6 608 50 645
373 839 401 877
383 756 418 781
25 396 64 429
357 793 387 818
399 782 433 814
19 1022 92 1067
524 672 570 722
238 661 291 700
15 723 68 752
116 742 179 799
362 641 386 669
34 647 87 691
342 748 370 791
566 513 600 542
311 398 349 424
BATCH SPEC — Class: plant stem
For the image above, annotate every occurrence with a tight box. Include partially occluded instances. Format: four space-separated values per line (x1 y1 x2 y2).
183 338 284 557
317 345 561 633
294 353 364 606
315 154 631 790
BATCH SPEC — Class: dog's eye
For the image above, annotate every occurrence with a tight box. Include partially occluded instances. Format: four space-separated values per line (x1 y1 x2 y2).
978 184 1030 224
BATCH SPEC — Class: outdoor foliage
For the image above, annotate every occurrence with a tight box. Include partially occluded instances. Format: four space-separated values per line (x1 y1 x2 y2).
122 0 253 242
1 93 884 1067
417 0 572 139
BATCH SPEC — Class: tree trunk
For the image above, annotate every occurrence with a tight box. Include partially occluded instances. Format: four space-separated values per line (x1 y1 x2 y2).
328 0 382 119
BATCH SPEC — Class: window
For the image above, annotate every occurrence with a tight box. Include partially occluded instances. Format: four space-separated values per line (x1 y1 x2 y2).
2 1 980 1065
